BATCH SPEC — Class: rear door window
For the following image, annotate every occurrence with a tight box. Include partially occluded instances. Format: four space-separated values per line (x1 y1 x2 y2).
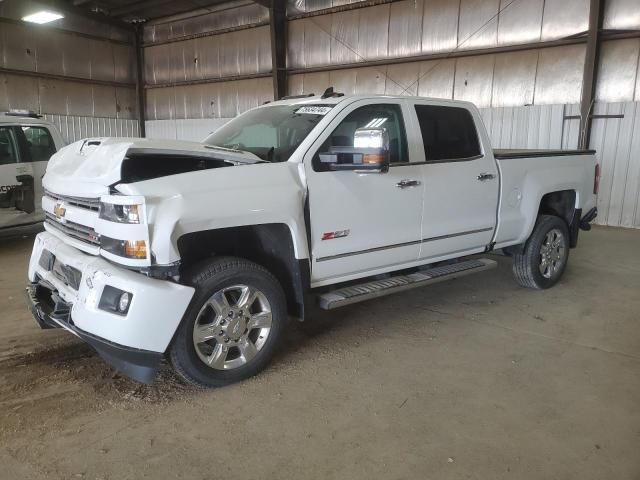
0 127 19 165
21 126 56 162
414 105 481 161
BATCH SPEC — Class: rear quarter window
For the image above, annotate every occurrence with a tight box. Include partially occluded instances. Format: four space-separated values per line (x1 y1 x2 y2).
414 105 481 162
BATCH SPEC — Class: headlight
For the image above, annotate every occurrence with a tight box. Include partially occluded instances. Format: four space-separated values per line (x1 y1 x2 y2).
101 236 148 259
99 202 141 224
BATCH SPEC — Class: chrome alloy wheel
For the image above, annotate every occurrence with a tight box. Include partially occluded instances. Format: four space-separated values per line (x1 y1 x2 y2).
192 284 272 370
539 228 566 279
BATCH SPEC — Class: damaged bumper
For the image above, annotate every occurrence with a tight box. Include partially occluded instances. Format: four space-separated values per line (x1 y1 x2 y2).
26 231 195 383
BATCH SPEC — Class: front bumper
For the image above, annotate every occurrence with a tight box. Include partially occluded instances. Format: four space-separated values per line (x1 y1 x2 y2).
27 282 162 383
27 231 195 383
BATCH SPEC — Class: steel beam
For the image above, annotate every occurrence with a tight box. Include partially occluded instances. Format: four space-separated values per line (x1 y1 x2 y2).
134 26 147 137
578 0 605 149
269 0 288 100
0 67 135 89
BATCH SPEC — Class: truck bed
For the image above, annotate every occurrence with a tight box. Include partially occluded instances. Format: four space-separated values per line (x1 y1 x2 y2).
494 149 596 159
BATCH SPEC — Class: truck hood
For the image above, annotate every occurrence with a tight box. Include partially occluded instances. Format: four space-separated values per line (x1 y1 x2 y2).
44 137 263 197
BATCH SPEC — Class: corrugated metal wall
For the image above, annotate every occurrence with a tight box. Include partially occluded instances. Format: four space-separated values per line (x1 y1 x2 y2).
0 15 137 121
145 118 231 141
43 114 140 144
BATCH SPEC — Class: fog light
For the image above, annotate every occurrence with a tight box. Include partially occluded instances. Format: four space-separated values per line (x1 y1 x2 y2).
118 292 131 312
98 286 133 315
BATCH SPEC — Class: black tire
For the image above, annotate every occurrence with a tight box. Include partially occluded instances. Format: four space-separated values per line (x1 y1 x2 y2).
512 215 570 289
169 257 287 388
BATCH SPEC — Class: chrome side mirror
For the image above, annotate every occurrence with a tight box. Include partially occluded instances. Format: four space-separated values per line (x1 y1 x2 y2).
318 127 390 173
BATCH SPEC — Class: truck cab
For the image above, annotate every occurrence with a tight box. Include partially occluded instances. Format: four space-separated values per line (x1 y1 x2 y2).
26 94 598 387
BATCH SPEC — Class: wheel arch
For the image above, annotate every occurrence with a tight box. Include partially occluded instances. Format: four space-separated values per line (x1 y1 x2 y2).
177 224 310 320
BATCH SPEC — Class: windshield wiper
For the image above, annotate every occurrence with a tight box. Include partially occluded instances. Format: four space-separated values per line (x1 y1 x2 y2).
265 147 274 163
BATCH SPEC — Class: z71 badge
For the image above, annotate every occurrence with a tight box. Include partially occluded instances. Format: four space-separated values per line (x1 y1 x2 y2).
321 230 350 241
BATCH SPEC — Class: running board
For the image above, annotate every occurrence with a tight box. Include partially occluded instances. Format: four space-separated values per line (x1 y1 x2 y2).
317 258 497 310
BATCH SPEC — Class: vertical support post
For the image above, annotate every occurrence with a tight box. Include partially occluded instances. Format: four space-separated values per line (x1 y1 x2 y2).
270 0 288 100
134 25 146 137
578 0 604 150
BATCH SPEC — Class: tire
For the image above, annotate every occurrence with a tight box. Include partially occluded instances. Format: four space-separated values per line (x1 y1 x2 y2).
169 257 287 387
512 215 570 289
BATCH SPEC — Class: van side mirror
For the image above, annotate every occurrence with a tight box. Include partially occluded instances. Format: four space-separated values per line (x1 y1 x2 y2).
318 127 390 173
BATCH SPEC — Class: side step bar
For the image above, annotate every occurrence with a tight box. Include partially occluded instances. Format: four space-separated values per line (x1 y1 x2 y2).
317 258 497 310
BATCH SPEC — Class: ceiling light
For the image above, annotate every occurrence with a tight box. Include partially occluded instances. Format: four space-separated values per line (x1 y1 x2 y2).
22 11 64 24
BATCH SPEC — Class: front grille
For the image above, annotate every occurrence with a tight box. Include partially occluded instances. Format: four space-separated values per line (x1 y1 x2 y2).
44 190 100 212
45 213 100 246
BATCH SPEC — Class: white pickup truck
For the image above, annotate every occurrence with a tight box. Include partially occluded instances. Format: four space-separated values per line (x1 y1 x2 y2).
26 93 599 387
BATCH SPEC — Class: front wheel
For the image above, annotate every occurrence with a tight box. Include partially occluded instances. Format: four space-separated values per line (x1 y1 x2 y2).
169 257 287 387
512 215 570 289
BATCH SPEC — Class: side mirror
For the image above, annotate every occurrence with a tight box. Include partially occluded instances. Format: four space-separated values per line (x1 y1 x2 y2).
318 127 390 173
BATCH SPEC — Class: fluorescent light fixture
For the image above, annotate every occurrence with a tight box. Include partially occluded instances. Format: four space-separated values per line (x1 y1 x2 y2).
22 11 64 24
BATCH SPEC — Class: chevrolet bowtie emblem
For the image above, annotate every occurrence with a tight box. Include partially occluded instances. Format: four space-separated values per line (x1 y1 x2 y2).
53 203 66 219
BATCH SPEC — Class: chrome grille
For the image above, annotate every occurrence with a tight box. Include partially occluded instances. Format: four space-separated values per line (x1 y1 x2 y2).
45 213 100 246
44 190 100 212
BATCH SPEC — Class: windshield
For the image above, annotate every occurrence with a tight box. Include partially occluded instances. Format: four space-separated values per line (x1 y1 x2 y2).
203 104 333 162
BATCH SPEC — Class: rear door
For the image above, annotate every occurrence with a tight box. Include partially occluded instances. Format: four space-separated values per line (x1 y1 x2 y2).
304 99 425 286
0 125 36 228
411 102 499 261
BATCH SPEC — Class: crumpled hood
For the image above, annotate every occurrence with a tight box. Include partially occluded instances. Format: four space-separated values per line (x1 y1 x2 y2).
43 137 261 197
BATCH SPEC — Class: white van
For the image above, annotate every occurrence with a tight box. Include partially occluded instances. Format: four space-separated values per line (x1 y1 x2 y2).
0 112 65 233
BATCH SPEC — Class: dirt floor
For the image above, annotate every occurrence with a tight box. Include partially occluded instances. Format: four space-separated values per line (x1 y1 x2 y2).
0 226 639 480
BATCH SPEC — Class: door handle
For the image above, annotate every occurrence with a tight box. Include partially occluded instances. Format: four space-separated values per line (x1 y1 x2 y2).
477 172 496 181
395 179 421 188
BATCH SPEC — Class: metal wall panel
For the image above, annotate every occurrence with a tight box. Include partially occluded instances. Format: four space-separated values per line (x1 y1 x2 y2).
89 39 115 82
1 23 37 72
92 85 118 118
329 69 358 94
497 0 543 46
42 114 139 144
416 59 455 99
457 0 499 50
0 23 133 85
143 2 269 44
603 0 640 30
357 4 390 60
145 77 273 120
304 16 332 67
385 63 419 95
454 55 495 107
2 74 39 111
421 0 460 53
534 44 585 104
541 0 589 41
145 26 271 84
596 39 640 103
330 10 360 65
145 118 232 141
388 0 424 58
588 102 640 228
491 50 538 107
355 66 387 94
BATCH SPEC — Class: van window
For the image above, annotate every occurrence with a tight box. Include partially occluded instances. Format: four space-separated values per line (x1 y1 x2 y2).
0 127 19 166
21 126 56 162
414 105 481 161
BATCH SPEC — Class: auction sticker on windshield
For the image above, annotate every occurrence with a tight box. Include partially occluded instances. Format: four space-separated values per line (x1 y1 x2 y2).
295 106 333 115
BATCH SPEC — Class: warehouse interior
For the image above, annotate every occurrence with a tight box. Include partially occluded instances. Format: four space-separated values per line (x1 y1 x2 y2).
0 0 639 478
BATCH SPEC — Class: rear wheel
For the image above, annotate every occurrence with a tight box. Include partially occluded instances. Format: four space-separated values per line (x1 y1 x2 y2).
512 215 570 289
169 257 287 387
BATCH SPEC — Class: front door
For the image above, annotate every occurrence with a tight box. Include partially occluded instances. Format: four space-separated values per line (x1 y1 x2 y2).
305 100 424 286
411 102 499 261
